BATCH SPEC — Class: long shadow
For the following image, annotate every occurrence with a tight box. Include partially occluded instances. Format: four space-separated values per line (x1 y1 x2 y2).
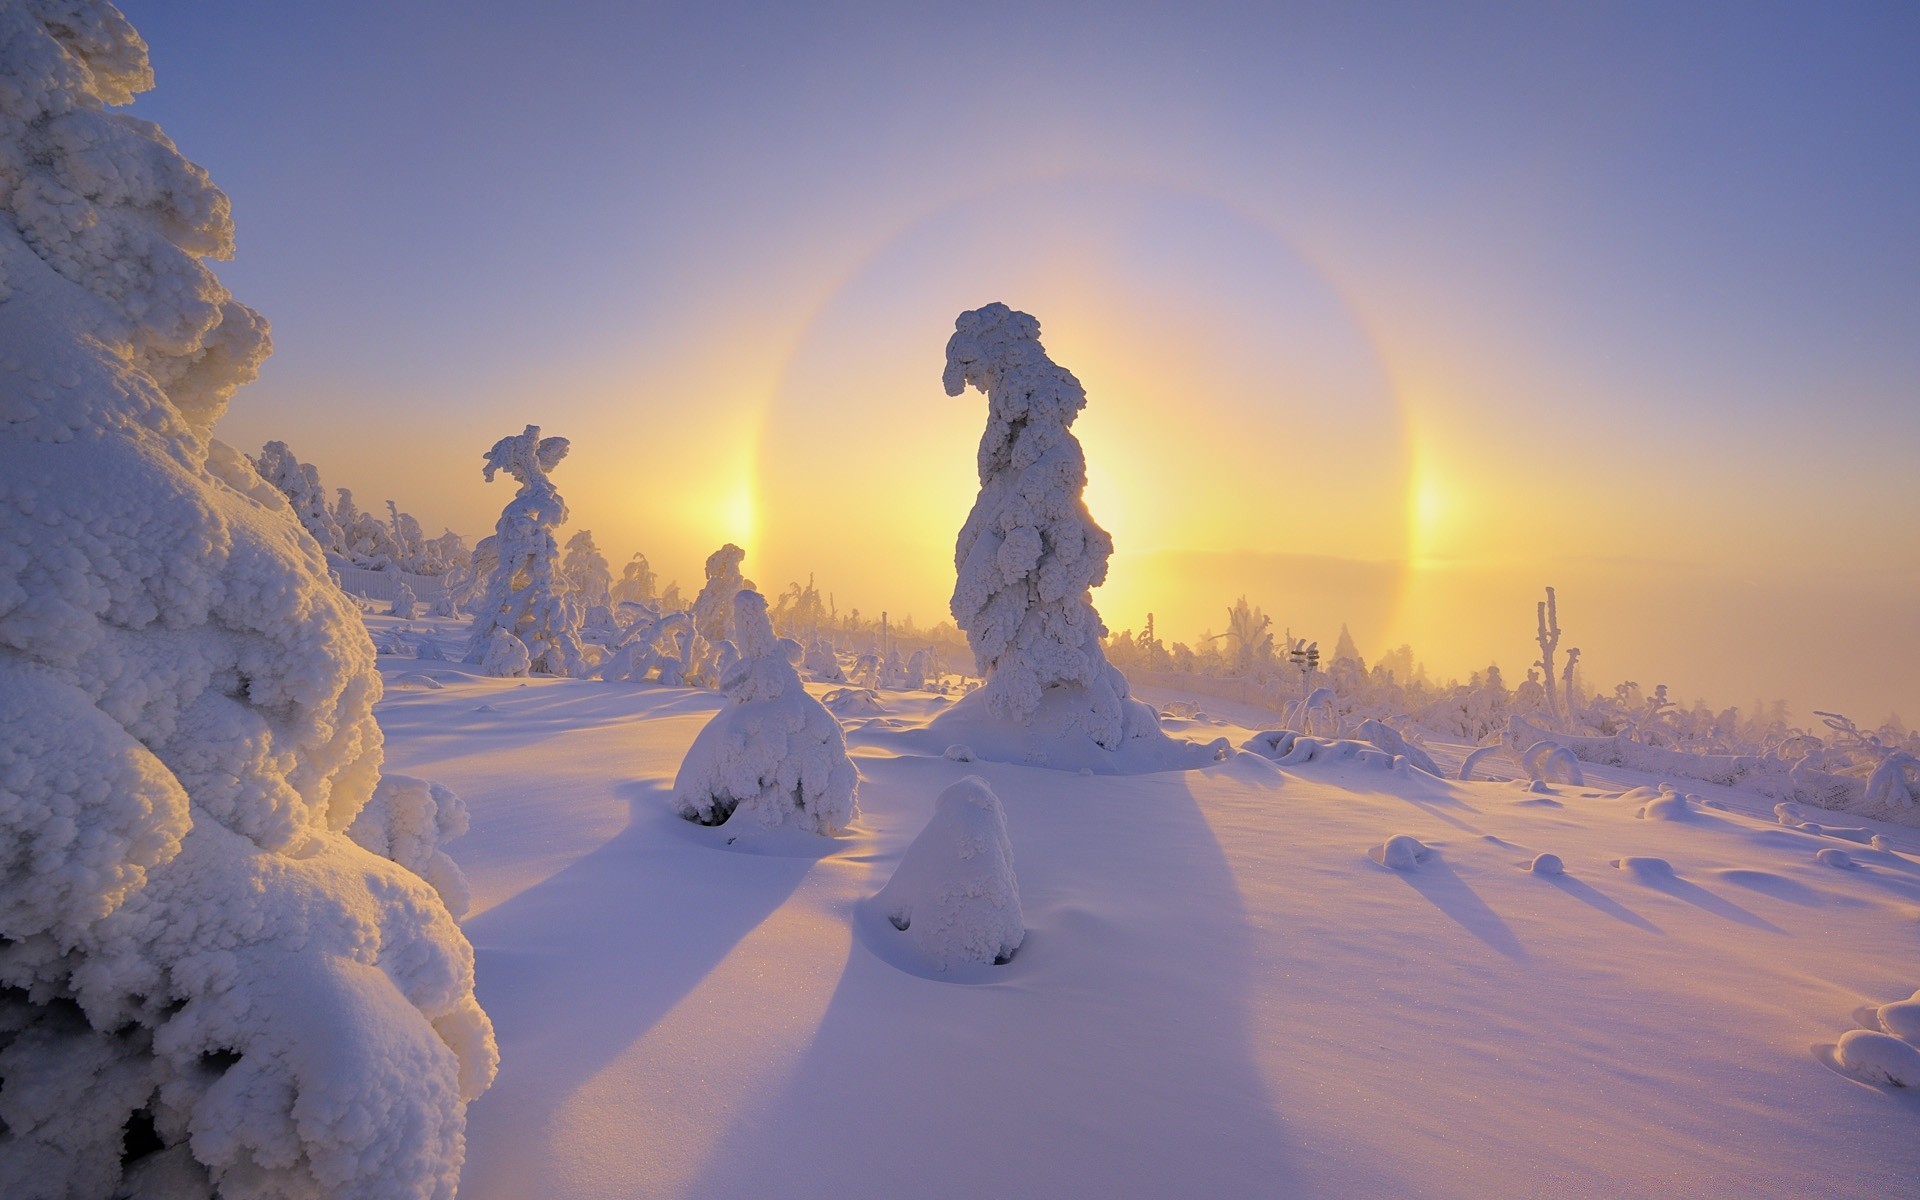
1390 854 1530 961
1626 869 1785 934
458 781 818 1197
1544 874 1663 934
678 759 1308 1199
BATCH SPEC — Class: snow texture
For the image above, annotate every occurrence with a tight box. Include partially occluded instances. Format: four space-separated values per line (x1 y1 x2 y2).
347 774 473 919
0 7 495 1196
672 590 857 835
874 776 1024 970
943 303 1157 752
464 425 584 676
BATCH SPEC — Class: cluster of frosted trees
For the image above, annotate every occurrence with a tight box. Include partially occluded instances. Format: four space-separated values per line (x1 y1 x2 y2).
251 440 469 575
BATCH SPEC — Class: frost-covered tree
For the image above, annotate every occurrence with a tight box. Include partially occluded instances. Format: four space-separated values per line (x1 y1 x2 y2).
611 550 657 606
672 590 857 834
691 542 750 644
464 424 584 676
0 8 495 1195
562 528 613 610
943 302 1151 750
390 578 420 619
250 440 340 551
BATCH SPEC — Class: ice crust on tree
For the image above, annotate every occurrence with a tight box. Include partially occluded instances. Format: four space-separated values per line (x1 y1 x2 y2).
874 776 1024 970
464 424 584 676
942 303 1156 752
672 590 857 835
0 7 494 1195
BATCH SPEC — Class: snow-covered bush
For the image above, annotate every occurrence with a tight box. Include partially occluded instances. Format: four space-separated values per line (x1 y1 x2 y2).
942 303 1158 751
0 8 495 1195
598 608 696 686
874 776 1024 970
464 424 584 676
672 590 857 834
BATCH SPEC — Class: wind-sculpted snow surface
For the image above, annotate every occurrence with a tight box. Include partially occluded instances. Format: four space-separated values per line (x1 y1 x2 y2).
873 776 1024 971
943 303 1159 752
0 7 493 1195
673 590 857 835
464 424 584 676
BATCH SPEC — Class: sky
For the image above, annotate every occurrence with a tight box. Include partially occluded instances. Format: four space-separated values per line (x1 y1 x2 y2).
119 1 1920 721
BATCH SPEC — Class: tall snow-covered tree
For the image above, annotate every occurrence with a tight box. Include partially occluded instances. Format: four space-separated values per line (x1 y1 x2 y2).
691 542 750 644
0 7 495 1195
942 302 1147 750
464 424 585 676
562 528 613 610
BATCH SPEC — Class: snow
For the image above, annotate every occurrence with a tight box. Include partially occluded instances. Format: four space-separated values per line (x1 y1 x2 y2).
348 632 1920 1198
869 776 1023 972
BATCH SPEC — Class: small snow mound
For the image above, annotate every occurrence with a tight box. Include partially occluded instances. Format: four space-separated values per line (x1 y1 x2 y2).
1836 1029 1920 1088
1528 853 1565 876
1815 847 1855 870
1638 792 1692 820
1878 998 1920 1043
943 744 975 762
392 672 445 690
874 776 1024 971
823 687 886 716
1370 834 1429 871
1611 856 1674 878
1870 835 1891 852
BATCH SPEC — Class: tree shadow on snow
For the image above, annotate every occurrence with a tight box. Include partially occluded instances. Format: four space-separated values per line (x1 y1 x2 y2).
457 779 817 1195
1540 873 1663 935
1387 853 1531 962
677 762 1307 1200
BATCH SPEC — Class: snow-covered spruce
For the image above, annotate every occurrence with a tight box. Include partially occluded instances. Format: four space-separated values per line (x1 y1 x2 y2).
0 7 494 1196
874 776 1024 970
672 590 857 835
942 303 1158 751
463 424 585 676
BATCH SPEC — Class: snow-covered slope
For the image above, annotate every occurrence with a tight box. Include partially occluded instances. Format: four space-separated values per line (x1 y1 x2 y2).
367 616 1920 1200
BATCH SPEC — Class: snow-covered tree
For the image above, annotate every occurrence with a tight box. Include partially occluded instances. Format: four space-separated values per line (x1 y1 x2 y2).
390 578 419 619
464 424 584 676
250 440 341 551
562 528 613 610
942 302 1152 750
0 8 495 1195
691 542 750 644
672 590 857 834
611 550 658 606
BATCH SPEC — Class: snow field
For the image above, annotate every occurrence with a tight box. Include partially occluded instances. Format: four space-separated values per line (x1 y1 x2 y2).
364 621 1920 1199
